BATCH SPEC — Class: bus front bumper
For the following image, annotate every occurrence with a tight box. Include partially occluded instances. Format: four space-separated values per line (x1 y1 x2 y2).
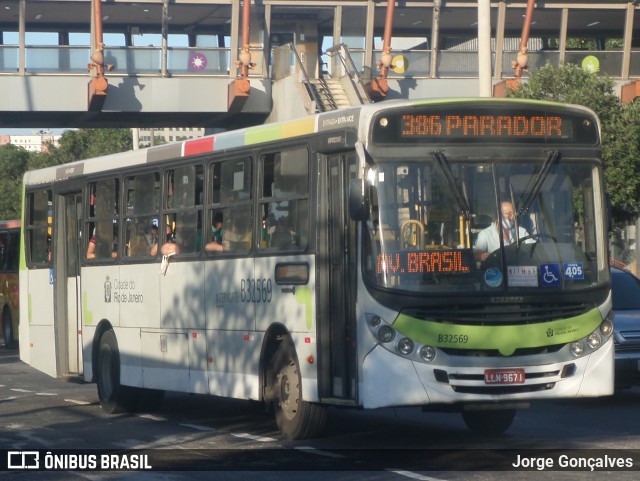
361 338 614 409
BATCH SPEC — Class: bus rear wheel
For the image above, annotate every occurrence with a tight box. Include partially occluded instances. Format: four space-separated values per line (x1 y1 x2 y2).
2 310 16 349
271 339 328 440
97 330 136 414
461 408 516 435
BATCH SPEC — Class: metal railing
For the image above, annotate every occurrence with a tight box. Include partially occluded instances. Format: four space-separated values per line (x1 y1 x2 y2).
1 44 639 80
283 42 324 113
324 43 371 105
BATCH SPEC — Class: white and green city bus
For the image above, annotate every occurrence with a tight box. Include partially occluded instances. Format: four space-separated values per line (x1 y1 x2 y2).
19 98 613 439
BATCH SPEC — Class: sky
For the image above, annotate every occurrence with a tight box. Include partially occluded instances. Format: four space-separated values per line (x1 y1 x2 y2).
0 129 69 136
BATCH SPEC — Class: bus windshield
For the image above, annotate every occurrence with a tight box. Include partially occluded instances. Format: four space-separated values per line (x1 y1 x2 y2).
363 156 605 294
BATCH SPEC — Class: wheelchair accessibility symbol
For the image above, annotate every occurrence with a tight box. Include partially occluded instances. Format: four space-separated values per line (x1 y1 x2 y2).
540 263 561 287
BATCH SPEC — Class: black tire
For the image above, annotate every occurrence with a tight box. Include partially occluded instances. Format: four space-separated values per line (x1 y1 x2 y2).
270 339 328 440
462 408 517 435
96 330 137 414
2 310 16 350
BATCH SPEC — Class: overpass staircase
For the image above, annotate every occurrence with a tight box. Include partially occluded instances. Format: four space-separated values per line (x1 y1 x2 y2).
309 77 353 111
269 43 371 121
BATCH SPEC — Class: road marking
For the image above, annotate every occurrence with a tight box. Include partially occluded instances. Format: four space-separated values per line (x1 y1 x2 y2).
10 388 32 393
295 446 346 458
0 396 18 401
36 392 58 396
137 413 168 422
388 470 445 481
230 432 276 443
65 399 92 405
5 423 24 429
180 423 216 432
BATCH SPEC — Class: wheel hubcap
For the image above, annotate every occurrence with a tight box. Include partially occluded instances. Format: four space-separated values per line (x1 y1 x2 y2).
278 359 298 419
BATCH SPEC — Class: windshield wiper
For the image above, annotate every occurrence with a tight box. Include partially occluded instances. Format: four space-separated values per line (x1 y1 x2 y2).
517 150 560 217
432 151 470 217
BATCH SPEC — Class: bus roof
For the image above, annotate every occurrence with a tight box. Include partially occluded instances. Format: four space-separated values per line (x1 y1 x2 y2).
22 98 599 187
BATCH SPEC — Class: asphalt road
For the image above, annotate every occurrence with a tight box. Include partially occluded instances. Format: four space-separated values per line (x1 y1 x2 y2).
1 347 640 481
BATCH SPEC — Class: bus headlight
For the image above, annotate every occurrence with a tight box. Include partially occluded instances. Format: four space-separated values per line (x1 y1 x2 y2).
570 341 585 357
587 332 601 350
419 345 436 362
600 319 613 336
378 325 395 343
397 338 414 355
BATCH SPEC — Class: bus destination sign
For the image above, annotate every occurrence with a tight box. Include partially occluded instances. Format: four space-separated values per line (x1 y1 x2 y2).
377 249 474 276
372 104 598 145
400 113 567 140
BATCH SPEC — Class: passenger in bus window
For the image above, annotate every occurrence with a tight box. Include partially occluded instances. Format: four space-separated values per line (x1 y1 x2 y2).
159 220 180 256
474 201 530 262
267 202 292 248
261 215 270 247
110 223 119 258
111 234 119 259
86 231 97 260
148 220 159 256
205 212 225 252
128 230 149 257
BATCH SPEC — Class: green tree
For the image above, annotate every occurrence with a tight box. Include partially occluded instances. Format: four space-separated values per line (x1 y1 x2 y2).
507 63 640 219
0 129 132 220
0 144 30 219
47 128 132 164
602 100 640 218
507 63 621 126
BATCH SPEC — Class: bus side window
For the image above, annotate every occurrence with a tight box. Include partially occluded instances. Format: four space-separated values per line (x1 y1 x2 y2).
25 189 53 266
7 231 19 271
207 157 252 254
0 232 8 271
163 164 203 255
125 172 160 258
86 179 120 261
259 147 309 250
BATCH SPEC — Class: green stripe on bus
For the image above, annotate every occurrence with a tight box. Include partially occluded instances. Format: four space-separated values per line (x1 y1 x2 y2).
244 117 315 145
83 291 93 325
295 287 313 330
393 308 603 356
19 185 27 271
244 123 283 145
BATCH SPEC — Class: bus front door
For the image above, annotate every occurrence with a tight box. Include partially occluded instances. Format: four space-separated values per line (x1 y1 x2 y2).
53 192 83 377
318 153 358 402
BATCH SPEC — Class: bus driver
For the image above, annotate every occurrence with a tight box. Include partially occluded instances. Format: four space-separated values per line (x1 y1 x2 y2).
474 201 529 262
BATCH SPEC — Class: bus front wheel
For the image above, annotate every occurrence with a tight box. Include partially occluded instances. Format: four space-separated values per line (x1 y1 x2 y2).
271 339 328 440
96 330 136 414
461 408 516 435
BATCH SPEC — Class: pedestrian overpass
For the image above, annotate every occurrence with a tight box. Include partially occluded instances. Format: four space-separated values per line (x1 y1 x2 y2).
1 0 639 130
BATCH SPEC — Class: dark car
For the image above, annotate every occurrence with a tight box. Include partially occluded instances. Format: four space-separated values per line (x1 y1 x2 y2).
611 266 640 387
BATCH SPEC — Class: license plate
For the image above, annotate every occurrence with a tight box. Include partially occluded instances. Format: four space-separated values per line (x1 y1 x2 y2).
484 368 525 384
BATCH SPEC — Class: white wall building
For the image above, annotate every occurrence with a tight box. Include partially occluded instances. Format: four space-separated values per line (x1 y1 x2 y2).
134 127 205 149
0 132 60 152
